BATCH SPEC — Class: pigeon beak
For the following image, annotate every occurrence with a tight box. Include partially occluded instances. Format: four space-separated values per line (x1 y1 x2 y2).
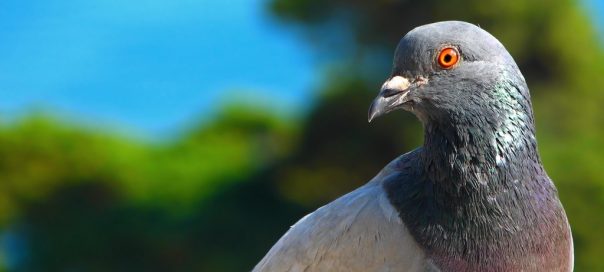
368 76 413 122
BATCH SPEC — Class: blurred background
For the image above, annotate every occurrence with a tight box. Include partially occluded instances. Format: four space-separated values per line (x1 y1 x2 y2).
0 0 603 271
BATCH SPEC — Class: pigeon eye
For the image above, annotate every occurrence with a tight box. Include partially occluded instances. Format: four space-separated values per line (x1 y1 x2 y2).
437 47 459 69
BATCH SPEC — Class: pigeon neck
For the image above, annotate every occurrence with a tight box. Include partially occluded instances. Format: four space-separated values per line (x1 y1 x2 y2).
421 77 543 187
400 100 568 271
423 119 539 171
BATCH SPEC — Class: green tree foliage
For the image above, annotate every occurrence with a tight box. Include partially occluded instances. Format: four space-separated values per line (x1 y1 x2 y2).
0 108 300 271
0 117 145 224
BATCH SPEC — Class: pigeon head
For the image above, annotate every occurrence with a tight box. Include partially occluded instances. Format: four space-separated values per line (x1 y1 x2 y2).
368 21 530 127
370 21 541 185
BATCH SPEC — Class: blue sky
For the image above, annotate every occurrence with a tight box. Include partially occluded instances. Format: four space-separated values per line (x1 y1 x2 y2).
0 0 602 137
0 0 315 136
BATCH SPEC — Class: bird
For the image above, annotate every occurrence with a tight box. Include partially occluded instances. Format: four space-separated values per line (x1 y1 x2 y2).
254 21 573 272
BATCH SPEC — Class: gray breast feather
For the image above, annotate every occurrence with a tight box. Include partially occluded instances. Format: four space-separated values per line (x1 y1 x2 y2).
253 167 427 272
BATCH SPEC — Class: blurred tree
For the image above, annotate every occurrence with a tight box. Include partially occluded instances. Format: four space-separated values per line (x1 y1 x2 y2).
17 175 305 272
0 117 145 224
138 104 296 207
0 106 300 271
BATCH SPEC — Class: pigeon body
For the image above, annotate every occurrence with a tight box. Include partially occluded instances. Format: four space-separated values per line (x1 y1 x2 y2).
254 21 573 272
255 158 427 271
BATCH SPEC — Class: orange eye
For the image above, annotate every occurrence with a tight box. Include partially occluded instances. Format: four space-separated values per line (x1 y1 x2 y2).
438 47 459 69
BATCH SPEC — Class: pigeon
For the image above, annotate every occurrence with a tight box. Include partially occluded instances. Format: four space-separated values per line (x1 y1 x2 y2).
254 21 573 272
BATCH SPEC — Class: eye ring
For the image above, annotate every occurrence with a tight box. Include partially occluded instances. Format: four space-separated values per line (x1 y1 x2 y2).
437 47 459 69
